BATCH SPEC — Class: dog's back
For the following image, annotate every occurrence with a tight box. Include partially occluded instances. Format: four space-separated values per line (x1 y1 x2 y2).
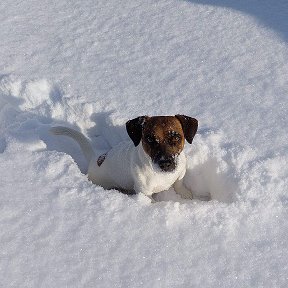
88 140 136 191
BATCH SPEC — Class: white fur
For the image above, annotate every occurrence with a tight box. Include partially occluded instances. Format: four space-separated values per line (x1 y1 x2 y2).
50 126 193 200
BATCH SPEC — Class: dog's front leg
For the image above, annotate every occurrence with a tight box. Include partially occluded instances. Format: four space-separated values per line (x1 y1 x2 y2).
173 178 193 200
135 191 156 203
134 183 156 203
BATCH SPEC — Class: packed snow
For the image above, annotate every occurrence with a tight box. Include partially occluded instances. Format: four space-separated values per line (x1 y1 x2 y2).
0 0 288 287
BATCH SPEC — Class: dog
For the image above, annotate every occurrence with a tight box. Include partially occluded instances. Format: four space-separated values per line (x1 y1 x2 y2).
50 115 198 201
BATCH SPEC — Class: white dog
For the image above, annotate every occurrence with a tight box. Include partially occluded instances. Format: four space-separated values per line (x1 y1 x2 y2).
51 115 198 201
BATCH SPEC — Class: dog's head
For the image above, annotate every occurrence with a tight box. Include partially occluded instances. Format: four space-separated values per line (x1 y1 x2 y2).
126 115 198 172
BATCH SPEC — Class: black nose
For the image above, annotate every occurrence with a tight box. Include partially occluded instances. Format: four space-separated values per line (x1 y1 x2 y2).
158 159 175 172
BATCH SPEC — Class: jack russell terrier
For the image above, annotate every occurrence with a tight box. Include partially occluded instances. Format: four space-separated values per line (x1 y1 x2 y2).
50 115 198 201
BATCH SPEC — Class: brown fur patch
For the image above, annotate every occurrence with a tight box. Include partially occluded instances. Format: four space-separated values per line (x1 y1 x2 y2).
141 116 185 160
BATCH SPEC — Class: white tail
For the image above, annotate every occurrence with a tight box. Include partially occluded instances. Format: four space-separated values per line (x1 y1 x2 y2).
50 126 95 161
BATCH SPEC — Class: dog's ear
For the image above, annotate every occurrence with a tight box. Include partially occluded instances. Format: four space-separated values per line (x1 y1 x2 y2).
175 115 198 144
126 116 148 146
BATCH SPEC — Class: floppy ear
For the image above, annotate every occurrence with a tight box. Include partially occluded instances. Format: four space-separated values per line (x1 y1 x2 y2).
126 116 148 146
175 115 198 144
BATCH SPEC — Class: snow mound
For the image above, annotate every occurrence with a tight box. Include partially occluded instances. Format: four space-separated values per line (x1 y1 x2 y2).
2 75 287 208
1 76 242 204
185 131 238 203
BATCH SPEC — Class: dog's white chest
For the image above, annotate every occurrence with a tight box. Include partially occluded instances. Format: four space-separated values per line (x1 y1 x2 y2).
132 149 186 196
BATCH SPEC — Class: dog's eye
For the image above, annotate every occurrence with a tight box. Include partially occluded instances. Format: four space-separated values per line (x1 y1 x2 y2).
168 131 181 141
146 136 155 143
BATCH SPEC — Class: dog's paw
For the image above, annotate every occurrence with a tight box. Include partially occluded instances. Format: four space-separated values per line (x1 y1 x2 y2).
173 179 194 200
133 193 155 204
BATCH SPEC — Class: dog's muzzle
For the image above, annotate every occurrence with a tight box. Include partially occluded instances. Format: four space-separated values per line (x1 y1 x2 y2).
155 156 177 172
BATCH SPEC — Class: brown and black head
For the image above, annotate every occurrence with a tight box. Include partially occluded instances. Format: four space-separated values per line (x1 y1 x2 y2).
126 115 198 172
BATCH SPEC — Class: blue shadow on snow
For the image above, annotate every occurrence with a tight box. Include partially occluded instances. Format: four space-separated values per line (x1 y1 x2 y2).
185 0 288 41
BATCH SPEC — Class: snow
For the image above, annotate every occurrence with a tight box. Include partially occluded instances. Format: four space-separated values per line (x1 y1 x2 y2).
0 0 288 287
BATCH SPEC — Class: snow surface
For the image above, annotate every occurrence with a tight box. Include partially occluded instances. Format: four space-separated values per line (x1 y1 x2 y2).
0 0 288 287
